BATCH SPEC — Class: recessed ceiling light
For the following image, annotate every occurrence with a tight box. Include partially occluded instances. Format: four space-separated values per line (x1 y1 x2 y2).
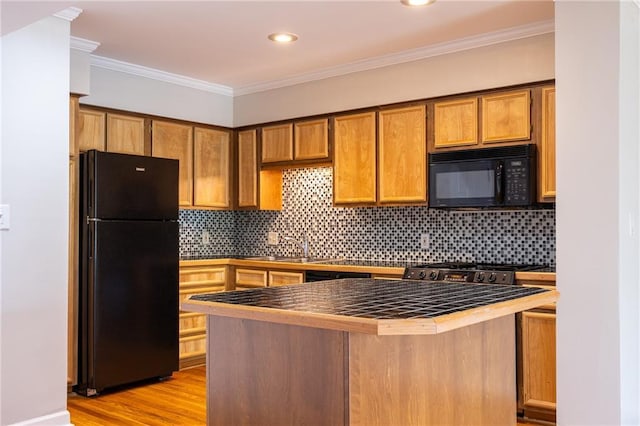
400 0 436 6
268 32 299 43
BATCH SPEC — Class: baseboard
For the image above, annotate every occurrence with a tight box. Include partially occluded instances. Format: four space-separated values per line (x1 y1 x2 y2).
8 410 71 426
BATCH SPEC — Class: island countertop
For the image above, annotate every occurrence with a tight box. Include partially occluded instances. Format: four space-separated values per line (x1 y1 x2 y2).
181 278 558 336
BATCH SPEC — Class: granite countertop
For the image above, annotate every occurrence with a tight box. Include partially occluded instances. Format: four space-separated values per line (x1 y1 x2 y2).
182 278 559 335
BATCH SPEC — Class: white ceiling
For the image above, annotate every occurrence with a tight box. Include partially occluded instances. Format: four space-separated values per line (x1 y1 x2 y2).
2 1 554 95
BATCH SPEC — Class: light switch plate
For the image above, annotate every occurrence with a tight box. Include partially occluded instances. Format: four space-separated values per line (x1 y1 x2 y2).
420 233 429 250
268 231 279 245
0 204 10 230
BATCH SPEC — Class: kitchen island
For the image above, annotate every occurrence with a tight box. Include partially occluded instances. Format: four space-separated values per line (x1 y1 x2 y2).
181 278 558 426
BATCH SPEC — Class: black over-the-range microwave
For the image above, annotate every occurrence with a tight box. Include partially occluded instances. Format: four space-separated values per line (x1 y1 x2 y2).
428 144 537 208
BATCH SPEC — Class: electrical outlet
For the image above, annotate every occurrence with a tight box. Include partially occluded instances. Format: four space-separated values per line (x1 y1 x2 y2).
268 231 279 245
420 233 430 250
202 230 210 245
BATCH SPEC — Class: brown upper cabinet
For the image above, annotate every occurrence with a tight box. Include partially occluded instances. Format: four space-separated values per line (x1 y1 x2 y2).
261 119 330 167
333 112 377 205
481 89 531 143
78 108 106 152
433 97 478 148
539 86 556 201
151 120 194 207
106 113 146 155
378 105 427 204
78 108 147 155
238 129 259 208
294 119 329 160
430 89 532 152
193 127 231 209
261 123 293 163
237 129 282 210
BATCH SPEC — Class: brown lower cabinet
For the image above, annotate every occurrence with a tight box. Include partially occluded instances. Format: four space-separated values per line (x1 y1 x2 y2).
234 267 304 290
518 281 557 423
178 265 227 369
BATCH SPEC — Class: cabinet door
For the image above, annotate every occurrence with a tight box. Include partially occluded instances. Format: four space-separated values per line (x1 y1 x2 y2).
106 113 146 155
235 268 268 290
481 90 531 143
261 124 293 163
294 119 329 160
238 129 258 208
433 98 478 148
193 127 231 208
152 120 194 206
378 105 427 203
179 266 226 369
269 271 304 287
540 87 556 200
522 311 556 415
78 108 106 152
333 112 377 204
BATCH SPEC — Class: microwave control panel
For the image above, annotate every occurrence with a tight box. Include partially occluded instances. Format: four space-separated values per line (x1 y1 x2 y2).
504 158 533 204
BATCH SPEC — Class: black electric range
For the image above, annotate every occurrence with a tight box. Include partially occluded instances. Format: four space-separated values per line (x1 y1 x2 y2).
402 262 548 285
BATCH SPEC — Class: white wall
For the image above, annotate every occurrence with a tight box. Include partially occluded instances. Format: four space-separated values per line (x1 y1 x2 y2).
233 33 554 126
556 1 640 424
0 16 71 426
81 66 234 127
70 48 90 95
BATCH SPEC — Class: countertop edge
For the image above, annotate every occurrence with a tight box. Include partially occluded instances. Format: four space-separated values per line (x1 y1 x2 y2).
179 258 556 280
181 289 559 336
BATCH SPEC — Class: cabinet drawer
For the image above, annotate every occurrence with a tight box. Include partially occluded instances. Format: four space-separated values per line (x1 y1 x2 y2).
179 334 206 359
180 266 226 285
179 285 224 307
179 312 206 336
235 268 268 288
269 271 304 286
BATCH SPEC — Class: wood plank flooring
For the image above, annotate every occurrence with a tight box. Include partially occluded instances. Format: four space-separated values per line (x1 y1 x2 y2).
68 365 544 425
67 366 206 425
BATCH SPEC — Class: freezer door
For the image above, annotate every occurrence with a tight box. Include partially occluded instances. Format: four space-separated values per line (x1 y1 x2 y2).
85 150 178 220
86 220 178 392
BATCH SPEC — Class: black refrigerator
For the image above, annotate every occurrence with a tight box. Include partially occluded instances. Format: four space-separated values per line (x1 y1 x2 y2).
77 150 179 396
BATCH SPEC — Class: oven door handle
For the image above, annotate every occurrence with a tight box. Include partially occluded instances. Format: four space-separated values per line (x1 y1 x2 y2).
495 161 504 203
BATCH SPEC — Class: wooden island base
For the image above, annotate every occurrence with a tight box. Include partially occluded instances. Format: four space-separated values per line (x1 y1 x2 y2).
206 314 516 426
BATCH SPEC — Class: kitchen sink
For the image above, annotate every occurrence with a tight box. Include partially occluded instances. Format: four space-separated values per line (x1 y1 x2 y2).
245 256 339 264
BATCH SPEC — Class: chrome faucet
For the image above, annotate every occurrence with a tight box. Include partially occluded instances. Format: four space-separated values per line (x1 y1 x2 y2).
283 233 309 259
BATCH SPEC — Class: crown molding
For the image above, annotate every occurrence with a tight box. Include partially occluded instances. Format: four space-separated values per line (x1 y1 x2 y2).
54 7 83 22
90 55 234 97
71 36 100 53
234 19 555 96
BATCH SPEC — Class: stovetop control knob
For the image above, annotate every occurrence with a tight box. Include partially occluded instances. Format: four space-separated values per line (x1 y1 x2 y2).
488 272 497 283
476 272 485 282
429 271 438 280
418 270 426 279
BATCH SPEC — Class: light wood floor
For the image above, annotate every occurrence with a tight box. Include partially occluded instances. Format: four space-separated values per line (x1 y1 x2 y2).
67 366 206 425
68 365 543 425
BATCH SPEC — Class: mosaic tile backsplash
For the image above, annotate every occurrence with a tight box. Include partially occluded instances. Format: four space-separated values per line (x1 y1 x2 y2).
180 167 556 265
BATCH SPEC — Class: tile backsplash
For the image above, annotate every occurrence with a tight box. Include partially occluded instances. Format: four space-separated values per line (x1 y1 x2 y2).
180 167 555 265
